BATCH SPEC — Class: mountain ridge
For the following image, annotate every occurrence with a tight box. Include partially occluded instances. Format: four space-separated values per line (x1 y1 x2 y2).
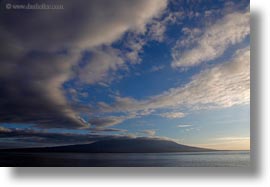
0 138 213 153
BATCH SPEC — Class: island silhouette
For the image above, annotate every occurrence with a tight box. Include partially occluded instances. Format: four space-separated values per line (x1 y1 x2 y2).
0 138 213 153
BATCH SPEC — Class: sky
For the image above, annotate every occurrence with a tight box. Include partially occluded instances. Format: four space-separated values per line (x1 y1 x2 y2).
0 0 250 150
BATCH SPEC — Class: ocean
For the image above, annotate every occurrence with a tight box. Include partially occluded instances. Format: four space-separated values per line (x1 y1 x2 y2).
0 150 250 167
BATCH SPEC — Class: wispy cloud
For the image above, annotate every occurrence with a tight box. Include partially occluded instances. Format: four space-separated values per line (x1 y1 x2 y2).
0 0 250 150
150 65 165 72
99 46 250 114
177 124 192 128
214 137 250 141
172 10 250 68
147 9 184 42
0 0 168 129
89 113 137 129
139 130 156 136
78 46 125 84
89 127 128 133
0 127 179 149
160 112 186 119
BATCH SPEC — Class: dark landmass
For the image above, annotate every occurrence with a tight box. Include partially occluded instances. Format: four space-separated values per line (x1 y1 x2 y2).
0 138 213 153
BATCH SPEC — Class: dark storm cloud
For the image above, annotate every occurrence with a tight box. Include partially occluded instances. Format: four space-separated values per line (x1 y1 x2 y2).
0 127 133 148
1 0 167 51
0 50 86 128
89 127 128 133
0 126 178 149
0 0 167 129
0 127 101 146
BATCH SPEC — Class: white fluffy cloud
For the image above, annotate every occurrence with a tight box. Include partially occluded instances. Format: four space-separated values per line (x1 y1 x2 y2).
99 46 250 114
0 0 168 129
76 0 168 85
147 10 184 42
172 10 250 68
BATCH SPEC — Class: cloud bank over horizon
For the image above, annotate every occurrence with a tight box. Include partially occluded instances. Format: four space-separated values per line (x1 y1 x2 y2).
0 0 168 129
0 0 250 149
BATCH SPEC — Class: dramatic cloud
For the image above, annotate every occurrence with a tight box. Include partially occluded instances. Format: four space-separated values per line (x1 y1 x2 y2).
0 51 88 128
99 46 250 113
0 1 250 150
0 127 175 148
0 127 131 148
0 0 168 129
1 0 168 51
172 10 250 68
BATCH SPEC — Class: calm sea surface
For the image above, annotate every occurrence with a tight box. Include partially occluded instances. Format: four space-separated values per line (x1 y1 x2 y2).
0 151 250 167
